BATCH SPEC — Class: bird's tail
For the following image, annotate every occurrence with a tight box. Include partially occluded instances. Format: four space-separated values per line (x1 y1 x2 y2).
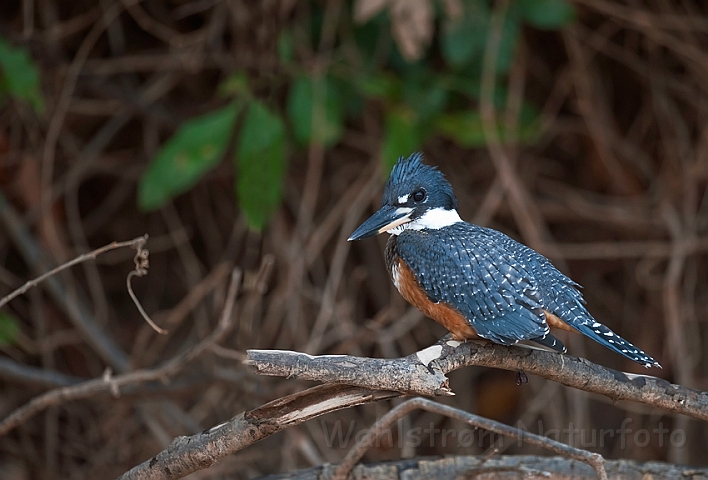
531 333 567 353
573 321 661 368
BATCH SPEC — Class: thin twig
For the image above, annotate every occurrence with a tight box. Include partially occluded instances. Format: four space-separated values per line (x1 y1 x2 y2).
0 234 148 309
0 192 131 372
0 268 242 437
125 237 167 334
478 0 563 262
133 262 233 367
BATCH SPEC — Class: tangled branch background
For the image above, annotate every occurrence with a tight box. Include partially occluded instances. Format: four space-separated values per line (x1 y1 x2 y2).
0 0 707 478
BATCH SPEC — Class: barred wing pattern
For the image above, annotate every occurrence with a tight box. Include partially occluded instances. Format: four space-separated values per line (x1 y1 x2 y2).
394 223 659 367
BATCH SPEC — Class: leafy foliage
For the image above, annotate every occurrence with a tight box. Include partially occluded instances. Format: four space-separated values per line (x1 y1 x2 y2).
138 101 241 211
0 312 19 346
287 75 344 147
381 107 423 171
0 37 44 113
137 0 576 229
352 0 574 170
519 0 576 30
434 111 487 147
235 101 286 230
441 2 491 69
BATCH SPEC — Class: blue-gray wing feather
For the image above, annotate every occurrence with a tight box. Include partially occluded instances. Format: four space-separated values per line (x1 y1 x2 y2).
394 223 659 366
394 224 552 344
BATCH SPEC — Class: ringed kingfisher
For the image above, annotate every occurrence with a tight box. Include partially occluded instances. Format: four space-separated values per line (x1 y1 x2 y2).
348 153 660 368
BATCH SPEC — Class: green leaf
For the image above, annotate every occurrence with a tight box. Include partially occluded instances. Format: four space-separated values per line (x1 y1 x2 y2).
0 312 19 346
287 75 343 147
496 8 522 75
138 102 240 211
516 103 543 143
0 37 44 113
354 72 401 101
519 0 576 30
381 107 423 171
334 76 365 119
434 111 486 147
441 3 520 75
218 72 250 98
353 11 391 66
278 30 294 62
441 2 490 68
435 105 542 147
235 100 286 230
402 76 448 122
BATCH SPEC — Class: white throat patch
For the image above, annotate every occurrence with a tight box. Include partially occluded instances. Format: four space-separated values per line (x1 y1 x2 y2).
388 207 462 235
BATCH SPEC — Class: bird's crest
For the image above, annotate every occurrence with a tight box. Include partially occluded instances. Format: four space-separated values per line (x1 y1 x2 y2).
384 152 457 210
387 152 435 187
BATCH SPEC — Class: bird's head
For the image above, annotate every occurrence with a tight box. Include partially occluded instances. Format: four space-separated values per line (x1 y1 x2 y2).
348 153 460 241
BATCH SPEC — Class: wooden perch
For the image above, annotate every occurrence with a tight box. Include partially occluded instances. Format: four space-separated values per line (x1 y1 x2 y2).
247 337 708 421
119 339 708 479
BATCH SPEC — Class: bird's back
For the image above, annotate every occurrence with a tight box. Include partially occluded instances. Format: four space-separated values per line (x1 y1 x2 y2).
387 222 554 345
387 222 659 367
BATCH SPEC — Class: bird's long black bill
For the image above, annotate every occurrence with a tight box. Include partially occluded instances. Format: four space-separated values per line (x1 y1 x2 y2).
347 205 412 241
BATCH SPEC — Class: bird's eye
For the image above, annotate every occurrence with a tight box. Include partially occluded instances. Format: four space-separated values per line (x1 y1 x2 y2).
412 189 426 202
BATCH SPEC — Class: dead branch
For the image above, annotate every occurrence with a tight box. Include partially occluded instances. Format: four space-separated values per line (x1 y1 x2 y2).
0 234 148 309
115 337 707 479
117 384 399 480
246 338 708 421
0 268 242 438
0 192 131 372
329 398 607 480
260 455 708 480
118 332 708 480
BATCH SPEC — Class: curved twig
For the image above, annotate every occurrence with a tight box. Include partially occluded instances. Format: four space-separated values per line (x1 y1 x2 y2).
0 234 148 310
0 268 242 438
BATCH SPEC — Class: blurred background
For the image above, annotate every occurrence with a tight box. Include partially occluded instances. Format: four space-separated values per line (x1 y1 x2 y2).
0 0 707 478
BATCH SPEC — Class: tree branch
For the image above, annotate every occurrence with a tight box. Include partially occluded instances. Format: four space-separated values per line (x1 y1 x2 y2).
117 338 708 479
329 398 607 480
0 234 148 309
117 384 399 480
0 191 133 371
259 455 708 480
246 337 708 421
